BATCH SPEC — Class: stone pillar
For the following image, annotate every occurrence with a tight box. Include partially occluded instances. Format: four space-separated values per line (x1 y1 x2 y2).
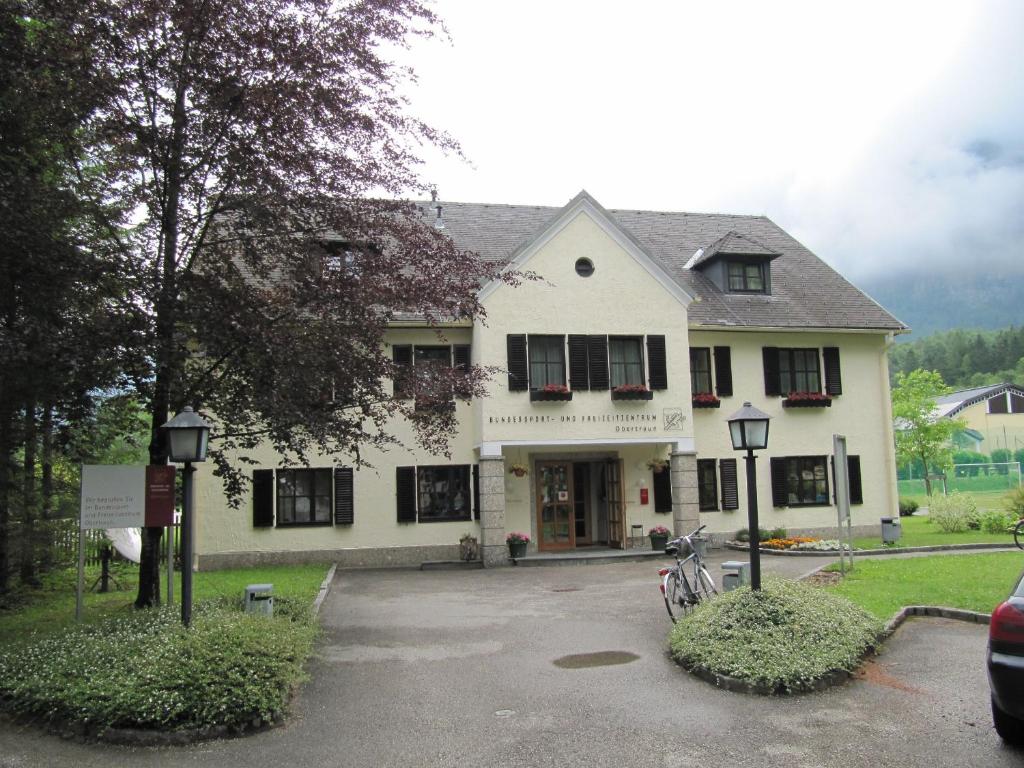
479 455 508 567
671 450 699 537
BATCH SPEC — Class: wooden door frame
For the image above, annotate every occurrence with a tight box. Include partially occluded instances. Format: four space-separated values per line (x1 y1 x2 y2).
536 460 575 552
605 458 626 550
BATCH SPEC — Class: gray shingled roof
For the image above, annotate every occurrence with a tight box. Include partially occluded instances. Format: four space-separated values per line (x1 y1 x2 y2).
688 231 781 269
422 195 907 332
934 382 1023 418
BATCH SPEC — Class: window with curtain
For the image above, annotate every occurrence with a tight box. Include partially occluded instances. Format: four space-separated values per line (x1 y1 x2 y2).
528 335 566 388
690 348 712 394
608 337 644 388
779 348 821 393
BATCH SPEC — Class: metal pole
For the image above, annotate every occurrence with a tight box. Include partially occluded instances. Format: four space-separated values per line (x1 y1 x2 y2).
166 523 174 606
181 461 194 627
76 522 86 621
744 449 761 591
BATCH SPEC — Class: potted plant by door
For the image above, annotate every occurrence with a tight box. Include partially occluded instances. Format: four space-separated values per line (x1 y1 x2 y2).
507 532 530 559
648 525 670 551
509 463 529 478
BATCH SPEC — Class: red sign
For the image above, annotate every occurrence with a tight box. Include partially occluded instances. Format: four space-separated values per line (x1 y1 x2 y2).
145 465 177 526
640 488 649 505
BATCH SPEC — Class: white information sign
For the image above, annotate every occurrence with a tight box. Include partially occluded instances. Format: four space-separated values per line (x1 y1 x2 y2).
80 465 145 529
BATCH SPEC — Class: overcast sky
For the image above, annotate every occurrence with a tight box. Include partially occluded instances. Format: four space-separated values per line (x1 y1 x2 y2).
400 0 1024 284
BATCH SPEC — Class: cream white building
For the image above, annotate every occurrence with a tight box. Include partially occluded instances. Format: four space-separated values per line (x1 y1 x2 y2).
195 191 907 569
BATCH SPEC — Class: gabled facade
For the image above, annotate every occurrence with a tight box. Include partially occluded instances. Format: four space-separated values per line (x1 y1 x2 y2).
195 191 908 569
935 383 1024 456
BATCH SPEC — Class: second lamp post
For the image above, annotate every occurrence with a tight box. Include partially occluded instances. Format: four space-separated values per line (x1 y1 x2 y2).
726 402 771 591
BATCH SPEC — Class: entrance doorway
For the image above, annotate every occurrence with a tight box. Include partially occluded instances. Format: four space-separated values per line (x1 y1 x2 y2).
536 459 625 551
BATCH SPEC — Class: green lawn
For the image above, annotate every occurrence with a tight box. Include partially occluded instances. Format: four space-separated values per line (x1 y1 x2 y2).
0 562 329 644
897 478 1019 511
825 551 1023 619
852 513 1015 550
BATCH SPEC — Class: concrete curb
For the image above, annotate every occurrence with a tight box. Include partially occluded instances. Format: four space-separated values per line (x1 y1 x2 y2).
312 563 337 615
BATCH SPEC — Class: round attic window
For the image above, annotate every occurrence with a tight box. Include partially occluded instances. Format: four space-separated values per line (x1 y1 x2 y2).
575 257 595 277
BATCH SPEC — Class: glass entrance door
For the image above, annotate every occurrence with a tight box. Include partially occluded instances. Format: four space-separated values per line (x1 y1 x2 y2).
605 459 625 549
537 462 574 551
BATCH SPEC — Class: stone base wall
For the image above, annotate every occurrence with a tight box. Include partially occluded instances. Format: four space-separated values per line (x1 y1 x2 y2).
197 544 461 571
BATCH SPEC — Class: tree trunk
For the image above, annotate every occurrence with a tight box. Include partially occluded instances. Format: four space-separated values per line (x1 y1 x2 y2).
19 401 38 586
920 452 932 497
0 402 11 595
40 401 53 571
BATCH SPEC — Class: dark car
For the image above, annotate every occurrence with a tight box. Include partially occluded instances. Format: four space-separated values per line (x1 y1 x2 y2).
989 566 1024 743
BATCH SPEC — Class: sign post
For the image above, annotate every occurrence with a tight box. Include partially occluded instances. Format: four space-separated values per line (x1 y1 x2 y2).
832 434 854 574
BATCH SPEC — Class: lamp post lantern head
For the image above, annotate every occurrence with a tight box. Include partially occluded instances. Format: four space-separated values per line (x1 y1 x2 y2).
162 406 211 463
726 402 771 451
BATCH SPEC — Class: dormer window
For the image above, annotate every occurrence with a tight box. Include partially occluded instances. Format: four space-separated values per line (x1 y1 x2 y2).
686 231 779 296
727 261 766 293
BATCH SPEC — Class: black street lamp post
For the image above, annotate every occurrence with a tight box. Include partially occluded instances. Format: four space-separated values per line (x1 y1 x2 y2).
161 406 211 627
726 402 771 591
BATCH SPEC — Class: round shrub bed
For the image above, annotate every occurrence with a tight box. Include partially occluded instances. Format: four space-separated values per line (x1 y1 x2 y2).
668 578 882 694
0 598 318 738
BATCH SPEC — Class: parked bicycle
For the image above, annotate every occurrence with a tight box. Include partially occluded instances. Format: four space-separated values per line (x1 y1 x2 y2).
659 524 718 623
1014 518 1024 550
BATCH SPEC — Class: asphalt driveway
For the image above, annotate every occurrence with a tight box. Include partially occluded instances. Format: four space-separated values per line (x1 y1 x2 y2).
1 555 1021 767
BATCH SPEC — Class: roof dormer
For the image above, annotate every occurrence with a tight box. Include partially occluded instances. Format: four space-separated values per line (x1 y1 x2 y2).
686 231 781 295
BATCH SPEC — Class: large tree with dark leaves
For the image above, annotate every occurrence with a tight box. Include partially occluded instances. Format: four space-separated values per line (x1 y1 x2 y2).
59 0 509 607
0 2 142 592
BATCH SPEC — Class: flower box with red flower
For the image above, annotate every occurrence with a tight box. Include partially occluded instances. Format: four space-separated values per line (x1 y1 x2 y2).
692 392 721 409
782 391 833 408
611 384 653 401
530 383 573 402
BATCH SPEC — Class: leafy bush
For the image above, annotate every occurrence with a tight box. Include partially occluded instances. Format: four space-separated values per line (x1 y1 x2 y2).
898 497 919 517
0 599 318 733
976 509 1015 534
734 527 774 543
669 578 881 693
1005 486 1024 519
928 492 980 533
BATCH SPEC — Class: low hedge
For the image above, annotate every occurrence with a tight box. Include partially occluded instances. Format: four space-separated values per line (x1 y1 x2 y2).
669 578 882 693
0 597 318 734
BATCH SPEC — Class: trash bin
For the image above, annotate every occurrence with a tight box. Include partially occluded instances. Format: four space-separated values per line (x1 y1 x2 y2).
244 583 274 616
881 517 901 545
721 560 750 591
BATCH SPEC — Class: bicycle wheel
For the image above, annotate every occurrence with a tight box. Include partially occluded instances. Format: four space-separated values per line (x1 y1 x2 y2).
695 566 718 601
1014 520 1024 550
663 571 692 623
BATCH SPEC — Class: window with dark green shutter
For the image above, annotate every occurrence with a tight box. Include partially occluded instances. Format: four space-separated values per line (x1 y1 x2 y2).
647 335 668 390
653 467 672 513
763 347 781 396
587 335 609 390
713 347 733 397
770 458 787 506
252 469 275 527
568 335 589 390
528 335 566 388
823 347 842 396
277 468 333 526
334 467 354 525
396 466 417 522
507 335 528 391
719 459 738 510
847 455 863 504
393 345 412 399
697 459 718 511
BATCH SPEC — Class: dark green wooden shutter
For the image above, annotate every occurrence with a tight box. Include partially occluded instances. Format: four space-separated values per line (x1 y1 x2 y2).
848 455 863 504
770 458 787 506
473 464 481 521
396 466 417 522
453 344 471 399
252 469 275 527
334 467 354 525
719 459 738 510
762 347 781 396
393 345 412 399
506 334 528 391
647 335 668 390
714 346 733 397
652 468 672 513
587 335 609 390
823 347 842 396
568 335 589 390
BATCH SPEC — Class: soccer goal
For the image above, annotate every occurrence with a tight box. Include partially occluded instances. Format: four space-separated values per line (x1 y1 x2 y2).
949 462 1022 496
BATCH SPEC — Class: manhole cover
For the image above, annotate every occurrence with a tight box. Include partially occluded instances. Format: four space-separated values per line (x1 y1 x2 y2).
552 651 640 669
